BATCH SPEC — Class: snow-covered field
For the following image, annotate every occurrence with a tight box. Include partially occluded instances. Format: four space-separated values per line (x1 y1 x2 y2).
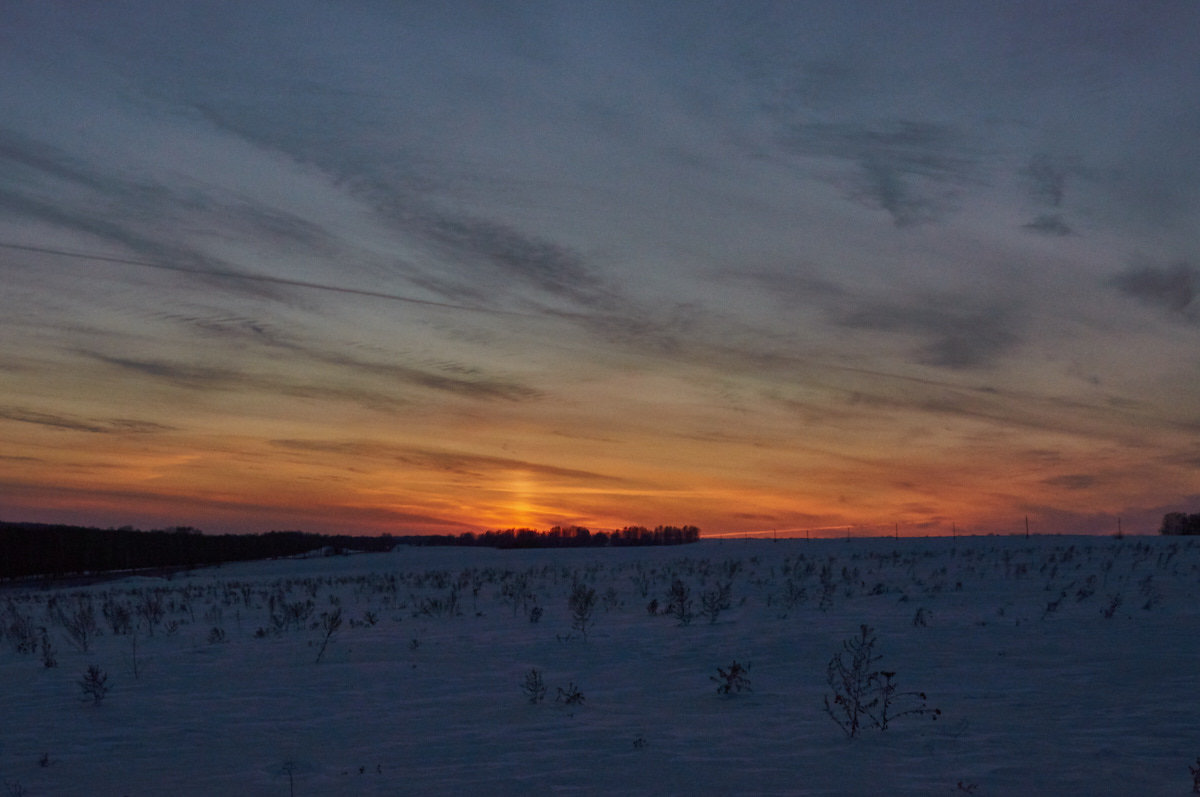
3 535 1199 796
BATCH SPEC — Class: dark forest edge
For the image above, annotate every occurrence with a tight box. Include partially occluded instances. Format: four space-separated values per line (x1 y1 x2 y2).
1160 512 1200 536
419 525 701 549
0 521 700 582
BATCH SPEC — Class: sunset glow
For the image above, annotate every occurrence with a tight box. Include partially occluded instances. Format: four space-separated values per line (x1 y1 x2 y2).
2 3 1198 537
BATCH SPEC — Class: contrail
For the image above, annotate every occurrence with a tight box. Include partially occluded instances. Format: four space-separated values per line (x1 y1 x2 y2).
0 241 533 317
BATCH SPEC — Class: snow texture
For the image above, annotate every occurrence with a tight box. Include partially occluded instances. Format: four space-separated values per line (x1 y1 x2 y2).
2 535 1199 795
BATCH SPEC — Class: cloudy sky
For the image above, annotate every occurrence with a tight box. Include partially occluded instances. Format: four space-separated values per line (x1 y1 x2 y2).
2 2 1198 537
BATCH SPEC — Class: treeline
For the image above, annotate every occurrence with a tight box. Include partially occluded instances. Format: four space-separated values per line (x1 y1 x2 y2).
1 520 702 582
0 522 395 582
1160 512 1200 535
397 525 702 549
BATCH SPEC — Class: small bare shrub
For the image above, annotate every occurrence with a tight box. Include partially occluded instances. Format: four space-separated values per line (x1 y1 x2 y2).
824 625 882 738
39 627 57 668
823 625 939 738
778 578 807 614
56 597 99 653
414 591 460 619
568 582 597 640
521 668 547 704
701 582 732 624
711 660 751 695
102 598 133 635
314 607 342 663
631 567 652 598
137 590 166 634
500 574 532 617
666 579 694 626
556 682 585 706
129 631 142 679
78 664 110 706
3 605 37 654
874 670 940 730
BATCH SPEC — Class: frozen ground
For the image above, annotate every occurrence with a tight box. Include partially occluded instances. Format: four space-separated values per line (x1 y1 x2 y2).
2 535 1199 796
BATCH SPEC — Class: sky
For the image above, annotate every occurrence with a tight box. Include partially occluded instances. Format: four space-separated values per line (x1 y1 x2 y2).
2 2 1199 538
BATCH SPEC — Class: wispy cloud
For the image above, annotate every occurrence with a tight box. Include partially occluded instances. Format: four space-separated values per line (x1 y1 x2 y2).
272 439 622 484
1109 261 1198 320
0 406 174 435
0 242 523 316
416 212 614 309
0 175 294 305
78 347 540 406
1019 154 1077 235
835 296 1020 369
0 454 42 463
314 352 542 403
1023 214 1072 236
783 120 980 226
1 129 481 312
1041 474 1097 491
1023 154 1069 207
78 354 243 392
156 315 543 402
0 476 471 530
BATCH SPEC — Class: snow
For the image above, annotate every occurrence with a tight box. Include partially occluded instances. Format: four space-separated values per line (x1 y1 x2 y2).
2 535 1199 795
